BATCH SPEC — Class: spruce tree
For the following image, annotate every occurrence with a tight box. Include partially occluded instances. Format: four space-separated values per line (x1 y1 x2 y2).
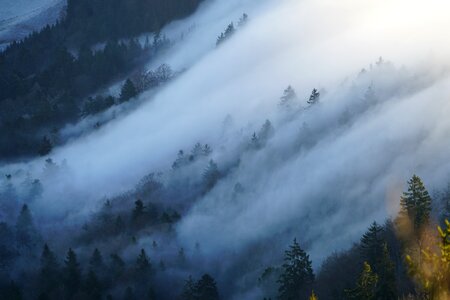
400 175 432 232
360 221 384 271
203 160 220 190
196 274 219 300
181 276 197 300
279 86 297 109
120 79 138 102
39 244 60 294
15 204 40 251
135 248 151 281
84 269 102 300
375 244 397 300
89 248 104 271
277 239 314 300
63 248 81 298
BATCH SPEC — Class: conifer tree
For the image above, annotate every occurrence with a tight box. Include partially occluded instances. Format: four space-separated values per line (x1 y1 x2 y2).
181 276 197 300
360 221 384 271
279 86 297 109
375 244 397 300
89 248 104 271
203 160 220 190
15 204 40 251
196 274 219 300
400 175 432 232
307 89 320 105
135 248 152 280
346 262 378 300
110 253 125 279
39 244 60 294
120 79 138 102
277 238 314 300
63 248 81 298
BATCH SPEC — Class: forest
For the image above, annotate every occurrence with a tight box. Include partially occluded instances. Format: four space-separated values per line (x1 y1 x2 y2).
2 0 450 299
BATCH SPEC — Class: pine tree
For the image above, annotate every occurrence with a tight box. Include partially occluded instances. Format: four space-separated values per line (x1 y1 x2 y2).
132 199 146 227
277 238 314 300
15 204 40 251
39 244 60 294
400 175 432 232
135 248 151 280
196 274 219 300
203 160 220 190
375 244 397 300
110 253 125 279
63 248 81 298
360 221 384 271
346 262 378 300
259 119 274 142
181 276 197 300
307 89 320 105
120 79 138 102
89 248 104 271
279 86 297 109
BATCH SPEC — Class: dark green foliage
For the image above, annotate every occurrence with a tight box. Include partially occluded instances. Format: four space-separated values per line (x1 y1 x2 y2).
375 244 397 300
196 274 220 300
345 262 378 300
38 244 60 295
63 248 81 298
277 239 314 300
203 160 220 190
182 274 219 300
400 174 432 231
110 253 126 279
15 204 40 251
360 222 384 270
120 79 138 102
135 249 152 281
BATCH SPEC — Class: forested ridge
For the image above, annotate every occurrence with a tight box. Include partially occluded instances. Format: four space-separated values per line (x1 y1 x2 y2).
0 0 203 160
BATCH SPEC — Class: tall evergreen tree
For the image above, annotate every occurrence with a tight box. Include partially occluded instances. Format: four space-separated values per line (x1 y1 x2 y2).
277 238 314 300
38 244 60 294
360 221 384 271
203 160 220 190
63 248 81 298
120 79 138 102
15 204 40 251
375 244 397 300
181 276 197 300
400 175 432 232
196 274 219 300
135 248 151 280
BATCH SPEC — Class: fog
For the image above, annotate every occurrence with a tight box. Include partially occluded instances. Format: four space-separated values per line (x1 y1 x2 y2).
3 0 450 297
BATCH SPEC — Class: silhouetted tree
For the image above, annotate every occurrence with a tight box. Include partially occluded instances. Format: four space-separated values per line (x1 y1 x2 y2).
278 239 314 300
120 79 138 102
63 248 81 298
